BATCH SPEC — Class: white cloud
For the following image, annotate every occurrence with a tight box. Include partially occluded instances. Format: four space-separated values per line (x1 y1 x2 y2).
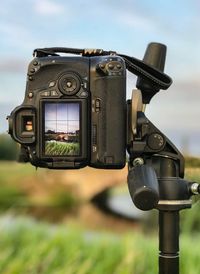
34 0 64 15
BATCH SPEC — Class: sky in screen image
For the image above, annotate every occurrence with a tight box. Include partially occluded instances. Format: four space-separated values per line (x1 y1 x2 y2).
45 103 79 133
0 0 199 155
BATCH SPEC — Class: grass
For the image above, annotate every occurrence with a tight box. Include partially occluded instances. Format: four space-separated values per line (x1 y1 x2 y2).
185 157 200 168
45 141 80 156
0 161 36 185
0 215 200 274
0 185 28 209
0 161 38 208
0 162 77 209
0 159 200 273
1 160 200 228
184 167 200 182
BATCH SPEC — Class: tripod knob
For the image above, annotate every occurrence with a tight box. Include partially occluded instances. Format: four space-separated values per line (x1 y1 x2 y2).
189 182 200 195
128 164 159 210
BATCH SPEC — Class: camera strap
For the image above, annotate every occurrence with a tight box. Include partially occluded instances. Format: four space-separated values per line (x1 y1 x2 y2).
33 47 172 90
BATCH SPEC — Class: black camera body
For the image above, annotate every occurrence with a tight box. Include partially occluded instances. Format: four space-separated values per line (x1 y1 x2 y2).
8 54 127 169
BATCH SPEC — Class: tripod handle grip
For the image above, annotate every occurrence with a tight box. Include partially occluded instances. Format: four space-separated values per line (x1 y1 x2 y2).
128 164 159 210
136 42 167 104
142 42 166 71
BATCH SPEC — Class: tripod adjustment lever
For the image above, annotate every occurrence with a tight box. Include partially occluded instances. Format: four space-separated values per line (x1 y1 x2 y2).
127 164 159 211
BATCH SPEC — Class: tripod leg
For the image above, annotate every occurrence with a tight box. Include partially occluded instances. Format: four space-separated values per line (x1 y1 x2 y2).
159 210 179 274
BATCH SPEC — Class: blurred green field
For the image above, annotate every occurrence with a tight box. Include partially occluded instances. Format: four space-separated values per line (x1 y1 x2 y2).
45 141 80 156
0 161 78 210
0 160 200 231
0 215 155 274
0 158 200 274
0 215 200 274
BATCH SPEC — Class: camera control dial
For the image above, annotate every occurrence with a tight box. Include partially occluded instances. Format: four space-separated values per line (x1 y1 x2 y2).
58 72 81 95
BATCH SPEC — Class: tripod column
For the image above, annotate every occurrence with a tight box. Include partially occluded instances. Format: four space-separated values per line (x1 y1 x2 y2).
154 156 192 274
159 210 179 274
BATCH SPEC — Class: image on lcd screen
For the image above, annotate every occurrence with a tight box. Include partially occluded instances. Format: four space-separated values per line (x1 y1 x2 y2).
44 103 80 156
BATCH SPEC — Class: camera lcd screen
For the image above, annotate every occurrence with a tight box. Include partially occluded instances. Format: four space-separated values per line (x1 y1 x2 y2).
44 102 80 156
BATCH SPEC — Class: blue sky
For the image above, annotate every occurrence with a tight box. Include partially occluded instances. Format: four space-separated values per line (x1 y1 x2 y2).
0 0 200 155
45 103 79 133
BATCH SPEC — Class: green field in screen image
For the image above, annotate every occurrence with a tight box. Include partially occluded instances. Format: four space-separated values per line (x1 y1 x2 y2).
45 141 80 156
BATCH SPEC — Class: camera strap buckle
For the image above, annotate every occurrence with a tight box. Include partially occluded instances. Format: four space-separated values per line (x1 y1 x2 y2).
83 49 117 56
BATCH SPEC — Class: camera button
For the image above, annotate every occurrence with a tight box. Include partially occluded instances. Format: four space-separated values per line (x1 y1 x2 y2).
99 63 105 69
108 63 114 70
92 145 97 152
95 99 101 108
95 99 101 112
30 68 35 73
51 90 59 96
28 92 34 98
83 82 87 89
49 81 56 88
41 90 51 97
116 64 122 70
79 91 88 98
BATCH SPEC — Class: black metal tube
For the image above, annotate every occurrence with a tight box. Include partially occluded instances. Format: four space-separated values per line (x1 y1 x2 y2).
127 165 159 210
159 211 179 274
156 156 181 274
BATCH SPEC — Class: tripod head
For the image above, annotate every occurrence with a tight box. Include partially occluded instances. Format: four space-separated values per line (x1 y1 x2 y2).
127 42 199 211
127 43 200 274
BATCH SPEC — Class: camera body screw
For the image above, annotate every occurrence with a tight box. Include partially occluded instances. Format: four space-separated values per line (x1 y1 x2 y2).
132 157 144 167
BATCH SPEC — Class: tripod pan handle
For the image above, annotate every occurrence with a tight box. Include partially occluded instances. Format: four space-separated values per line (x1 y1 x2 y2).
128 164 159 210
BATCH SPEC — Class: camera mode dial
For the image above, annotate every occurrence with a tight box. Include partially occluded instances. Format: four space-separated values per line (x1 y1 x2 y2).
58 72 81 95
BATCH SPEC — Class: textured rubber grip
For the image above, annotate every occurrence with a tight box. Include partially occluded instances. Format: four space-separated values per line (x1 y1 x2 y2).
136 42 168 103
127 164 159 210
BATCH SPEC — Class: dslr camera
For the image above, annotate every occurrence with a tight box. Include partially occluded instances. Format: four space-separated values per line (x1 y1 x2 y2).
7 45 171 169
8 49 127 169
8 45 200 274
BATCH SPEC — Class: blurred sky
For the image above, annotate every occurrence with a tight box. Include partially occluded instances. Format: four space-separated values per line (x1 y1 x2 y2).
0 0 199 155
45 103 79 133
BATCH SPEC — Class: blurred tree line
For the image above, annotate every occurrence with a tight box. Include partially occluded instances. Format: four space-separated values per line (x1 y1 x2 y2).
0 133 199 165
0 134 19 160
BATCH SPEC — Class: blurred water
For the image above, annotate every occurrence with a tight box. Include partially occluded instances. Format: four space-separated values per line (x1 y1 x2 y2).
107 192 148 220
